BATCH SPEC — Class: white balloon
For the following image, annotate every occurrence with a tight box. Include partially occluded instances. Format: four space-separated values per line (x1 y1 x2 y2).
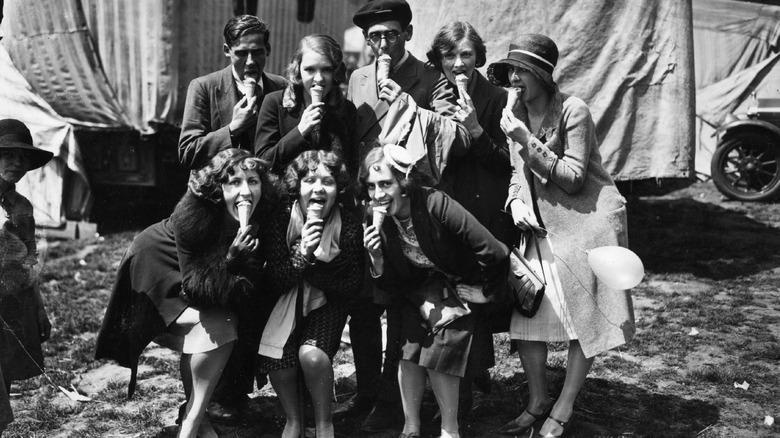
587 246 645 290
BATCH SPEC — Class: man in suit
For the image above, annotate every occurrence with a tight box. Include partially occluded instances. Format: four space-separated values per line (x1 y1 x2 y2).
178 14 286 170
333 0 471 433
176 15 286 425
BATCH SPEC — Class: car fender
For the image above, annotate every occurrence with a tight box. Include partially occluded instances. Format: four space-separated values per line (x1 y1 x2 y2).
717 119 780 145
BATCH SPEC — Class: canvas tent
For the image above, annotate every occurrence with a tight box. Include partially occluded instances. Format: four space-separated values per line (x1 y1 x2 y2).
406 0 696 183
0 0 234 227
692 0 780 177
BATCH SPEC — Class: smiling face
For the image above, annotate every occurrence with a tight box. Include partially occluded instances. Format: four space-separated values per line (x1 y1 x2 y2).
223 33 267 81
508 65 543 103
365 20 410 66
365 160 411 220
222 166 262 223
300 47 335 102
440 38 476 86
299 163 338 219
0 149 30 184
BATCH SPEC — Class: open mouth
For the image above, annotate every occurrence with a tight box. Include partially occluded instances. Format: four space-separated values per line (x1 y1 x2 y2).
308 198 325 207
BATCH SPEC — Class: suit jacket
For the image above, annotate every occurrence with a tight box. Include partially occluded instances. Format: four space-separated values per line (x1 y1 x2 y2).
440 71 516 246
254 88 359 176
373 187 509 302
178 66 286 169
347 52 469 160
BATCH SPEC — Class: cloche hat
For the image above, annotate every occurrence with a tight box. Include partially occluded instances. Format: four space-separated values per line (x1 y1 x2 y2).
488 34 558 90
0 119 54 170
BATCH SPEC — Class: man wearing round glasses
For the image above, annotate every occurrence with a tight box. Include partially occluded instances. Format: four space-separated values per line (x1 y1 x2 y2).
337 0 472 434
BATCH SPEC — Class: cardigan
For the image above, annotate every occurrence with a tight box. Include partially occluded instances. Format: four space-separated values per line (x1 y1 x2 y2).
507 90 635 358
373 187 509 303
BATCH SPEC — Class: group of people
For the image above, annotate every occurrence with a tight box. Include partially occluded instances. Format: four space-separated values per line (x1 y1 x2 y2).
0 1 636 437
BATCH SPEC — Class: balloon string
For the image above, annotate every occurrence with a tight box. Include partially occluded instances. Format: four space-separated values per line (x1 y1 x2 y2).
0 314 67 395
522 221 590 254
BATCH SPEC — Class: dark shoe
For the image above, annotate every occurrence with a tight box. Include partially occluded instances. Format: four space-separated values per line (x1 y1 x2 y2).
473 368 492 394
175 401 187 425
497 402 554 436
361 400 401 433
206 400 240 425
533 414 574 438
332 393 373 420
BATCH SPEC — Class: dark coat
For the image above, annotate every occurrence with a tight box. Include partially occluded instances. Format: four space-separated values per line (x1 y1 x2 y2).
347 52 470 160
254 88 359 176
374 187 510 302
94 190 268 394
178 66 287 169
440 71 516 247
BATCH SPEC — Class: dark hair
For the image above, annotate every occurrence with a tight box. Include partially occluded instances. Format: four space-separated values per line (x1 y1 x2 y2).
284 150 351 200
284 34 347 105
426 21 486 71
223 15 271 54
189 148 281 206
357 142 430 200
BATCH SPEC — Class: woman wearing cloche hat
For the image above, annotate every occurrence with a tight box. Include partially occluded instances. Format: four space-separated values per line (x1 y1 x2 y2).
0 119 54 435
489 35 635 437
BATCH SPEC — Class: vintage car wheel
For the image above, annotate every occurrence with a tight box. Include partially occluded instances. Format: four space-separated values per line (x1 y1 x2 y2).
711 131 780 202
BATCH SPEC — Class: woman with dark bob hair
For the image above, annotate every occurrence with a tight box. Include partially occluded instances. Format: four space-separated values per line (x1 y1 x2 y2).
360 144 510 438
255 34 358 177
490 34 634 437
96 149 281 438
257 149 364 438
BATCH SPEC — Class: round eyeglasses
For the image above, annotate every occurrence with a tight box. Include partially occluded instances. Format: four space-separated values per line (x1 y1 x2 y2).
367 31 401 45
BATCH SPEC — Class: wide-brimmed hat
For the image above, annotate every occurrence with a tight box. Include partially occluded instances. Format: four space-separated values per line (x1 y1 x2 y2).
0 119 54 170
487 34 558 89
353 0 412 30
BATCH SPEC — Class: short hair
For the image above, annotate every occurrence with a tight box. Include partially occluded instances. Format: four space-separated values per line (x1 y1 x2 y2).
223 15 271 54
189 148 281 207
357 142 430 200
426 21 487 71
284 150 352 201
285 34 347 89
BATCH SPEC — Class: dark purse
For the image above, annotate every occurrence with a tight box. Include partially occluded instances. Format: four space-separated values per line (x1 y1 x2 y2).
508 232 547 317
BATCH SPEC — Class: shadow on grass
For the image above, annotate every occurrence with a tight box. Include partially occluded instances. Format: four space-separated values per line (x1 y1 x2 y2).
627 197 780 279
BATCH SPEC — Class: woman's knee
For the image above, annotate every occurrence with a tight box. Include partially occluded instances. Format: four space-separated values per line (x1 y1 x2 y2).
298 346 330 372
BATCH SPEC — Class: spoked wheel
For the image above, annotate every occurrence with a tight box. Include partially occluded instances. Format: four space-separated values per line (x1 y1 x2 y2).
711 131 780 201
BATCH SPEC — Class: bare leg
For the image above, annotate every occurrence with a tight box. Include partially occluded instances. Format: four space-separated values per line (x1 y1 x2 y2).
398 359 425 436
299 345 334 438
428 369 460 438
539 340 593 435
514 340 553 425
177 341 234 438
269 367 303 438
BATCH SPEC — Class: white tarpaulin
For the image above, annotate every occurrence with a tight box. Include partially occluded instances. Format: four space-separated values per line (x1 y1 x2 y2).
406 0 695 182
0 44 88 227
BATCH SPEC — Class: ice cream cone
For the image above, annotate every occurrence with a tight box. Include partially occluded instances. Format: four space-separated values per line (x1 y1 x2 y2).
506 87 521 112
455 74 469 98
243 76 258 99
372 205 387 229
376 54 392 83
307 204 324 222
238 203 251 229
310 84 324 105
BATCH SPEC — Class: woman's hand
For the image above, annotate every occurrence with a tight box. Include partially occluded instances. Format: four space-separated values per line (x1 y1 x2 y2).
37 307 51 342
297 102 325 138
378 79 402 104
501 108 532 146
509 199 540 230
300 218 323 260
363 224 384 274
227 225 258 269
456 95 484 139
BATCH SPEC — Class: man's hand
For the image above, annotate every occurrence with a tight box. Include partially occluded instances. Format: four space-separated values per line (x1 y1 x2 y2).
378 78 402 104
228 95 258 135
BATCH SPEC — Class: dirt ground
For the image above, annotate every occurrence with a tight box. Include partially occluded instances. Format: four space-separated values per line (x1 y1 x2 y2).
4 180 780 437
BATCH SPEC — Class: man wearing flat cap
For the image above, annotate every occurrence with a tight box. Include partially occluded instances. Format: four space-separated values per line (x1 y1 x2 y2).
336 0 471 433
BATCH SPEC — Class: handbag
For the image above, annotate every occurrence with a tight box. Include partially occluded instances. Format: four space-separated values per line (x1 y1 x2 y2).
407 273 471 334
508 232 547 317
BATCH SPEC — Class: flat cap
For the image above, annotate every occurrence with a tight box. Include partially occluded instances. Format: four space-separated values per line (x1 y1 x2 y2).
353 0 412 30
